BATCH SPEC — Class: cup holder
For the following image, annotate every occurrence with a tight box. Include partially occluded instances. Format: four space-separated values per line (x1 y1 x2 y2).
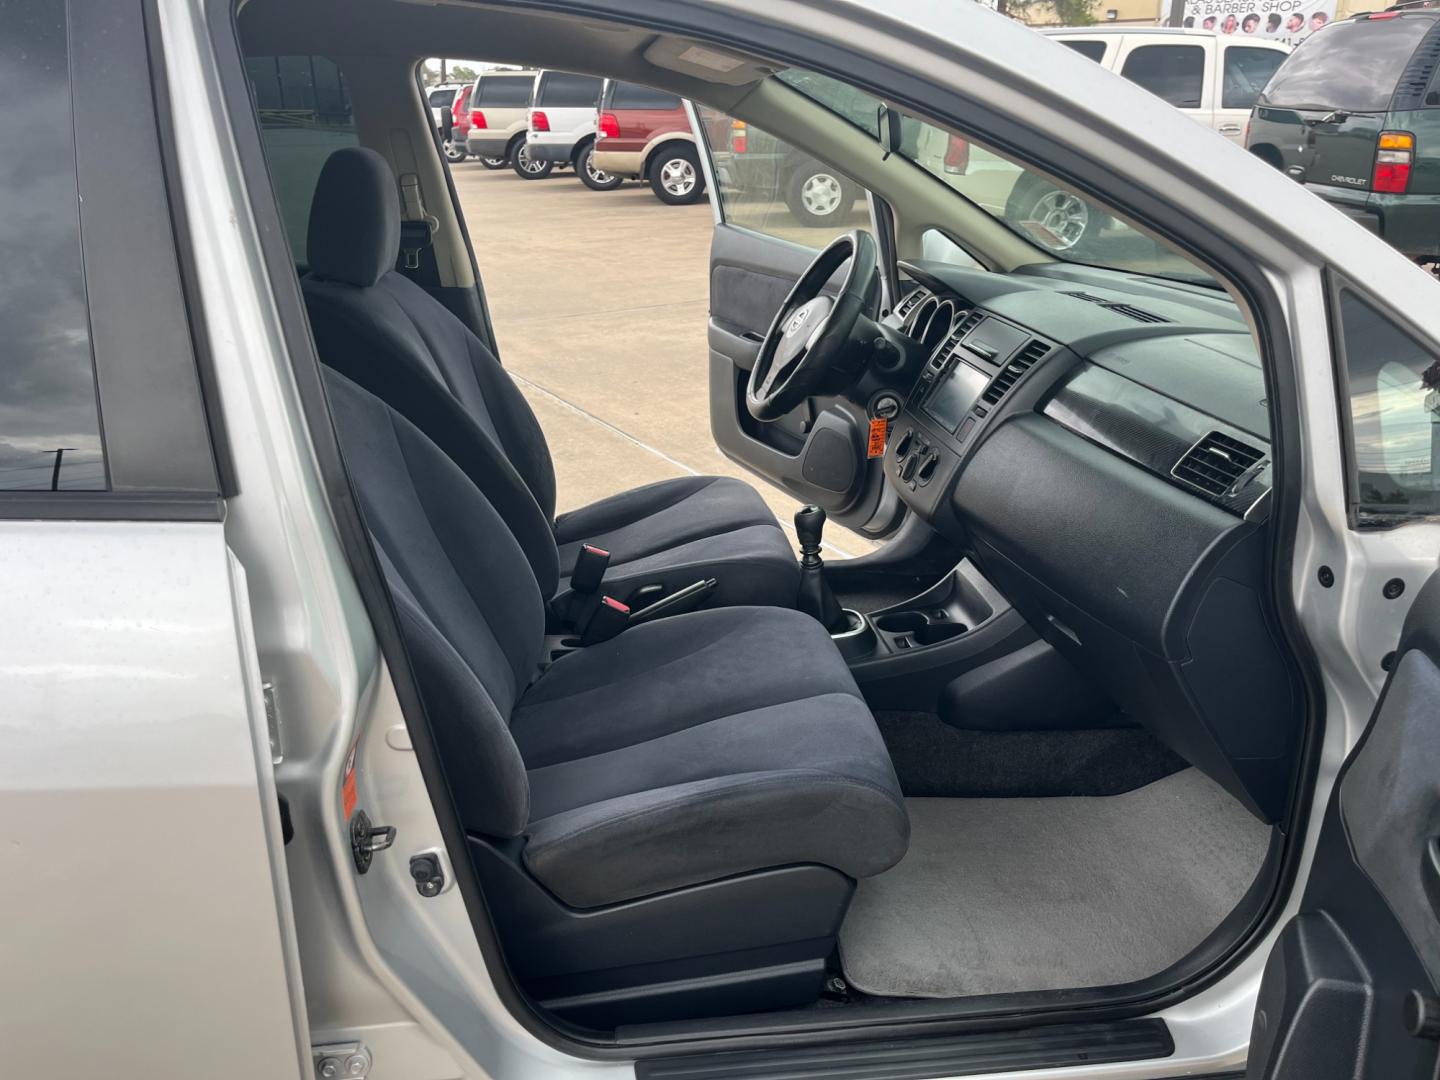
874 610 968 649
874 612 928 634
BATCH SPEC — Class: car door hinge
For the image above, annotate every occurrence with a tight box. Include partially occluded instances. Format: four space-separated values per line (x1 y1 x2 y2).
313 1041 371 1079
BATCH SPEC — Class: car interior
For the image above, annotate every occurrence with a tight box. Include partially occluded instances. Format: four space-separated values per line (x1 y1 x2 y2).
237 0 1305 1041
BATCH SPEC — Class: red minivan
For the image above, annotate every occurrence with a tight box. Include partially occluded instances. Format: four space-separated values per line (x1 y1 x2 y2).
589 80 705 204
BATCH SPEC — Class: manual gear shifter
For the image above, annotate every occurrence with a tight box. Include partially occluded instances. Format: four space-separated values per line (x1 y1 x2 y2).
795 504 847 633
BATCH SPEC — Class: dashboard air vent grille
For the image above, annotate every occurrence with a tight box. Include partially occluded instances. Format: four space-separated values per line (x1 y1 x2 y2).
896 289 929 323
980 339 1050 405
954 309 984 338
1172 432 1265 497
1063 291 1169 324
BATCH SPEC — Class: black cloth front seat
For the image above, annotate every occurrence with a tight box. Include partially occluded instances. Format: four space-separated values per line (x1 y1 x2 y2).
300 147 799 613
322 366 909 908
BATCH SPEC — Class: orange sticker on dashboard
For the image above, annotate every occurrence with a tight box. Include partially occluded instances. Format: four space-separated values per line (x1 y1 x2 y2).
867 418 888 458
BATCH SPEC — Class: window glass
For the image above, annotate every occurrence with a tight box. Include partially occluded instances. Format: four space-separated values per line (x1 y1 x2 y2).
536 72 603 108
428 87 457 109
775 68 1218 286
1262 17 1430 112
1121 45 1205 108
1060 40 1107 62
921 229 981 268
0 0 106 491
477 75 532 108
698 107 867 249
1340 289 1440 526
1222 47 1287 110
609 82 682 110
246 54 358 265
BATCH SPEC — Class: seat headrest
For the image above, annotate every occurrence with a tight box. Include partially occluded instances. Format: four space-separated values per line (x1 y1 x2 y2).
306 147 401 288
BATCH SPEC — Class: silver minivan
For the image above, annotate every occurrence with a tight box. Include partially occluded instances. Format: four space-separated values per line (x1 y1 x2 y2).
6 1 1439 1079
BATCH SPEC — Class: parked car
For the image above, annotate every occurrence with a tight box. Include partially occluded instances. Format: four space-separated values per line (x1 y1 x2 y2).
427 81 467 161
943 27 1290 252
445 83 472 163
1246 7 1440 263
705 113 863 226
521 70 604 180
589 80 706 201
13 2 1440 1079
465 68 539 170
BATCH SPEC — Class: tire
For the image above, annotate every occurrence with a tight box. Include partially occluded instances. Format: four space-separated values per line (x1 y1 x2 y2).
648 144 706 205
782 166 857 227
443 140 467 164
577 142 623 191
1002 178 1105 253
480 154 508 170
511 140 553 180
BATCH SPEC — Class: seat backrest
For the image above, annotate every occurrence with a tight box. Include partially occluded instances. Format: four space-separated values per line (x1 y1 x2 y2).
301 147 559 525
323 366 540 837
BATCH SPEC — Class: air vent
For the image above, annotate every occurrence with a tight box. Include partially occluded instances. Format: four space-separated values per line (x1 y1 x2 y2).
896 289 929 323
955 309 984 337
1063 291 1169 324
980 339 1050 405
1172 432 1265 497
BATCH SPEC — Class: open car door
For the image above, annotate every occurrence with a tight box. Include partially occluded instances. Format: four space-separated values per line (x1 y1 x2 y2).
1247 570 1440 1077
692 105 904 538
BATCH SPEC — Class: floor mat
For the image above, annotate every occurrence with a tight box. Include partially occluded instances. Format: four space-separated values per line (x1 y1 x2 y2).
838 769 1272 999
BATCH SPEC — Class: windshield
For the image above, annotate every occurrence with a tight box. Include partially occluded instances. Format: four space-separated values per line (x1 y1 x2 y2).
1260 17 1433 112
776 69 1219 287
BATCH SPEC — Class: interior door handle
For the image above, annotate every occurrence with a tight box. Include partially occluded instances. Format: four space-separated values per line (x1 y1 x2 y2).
1423 836 1440 918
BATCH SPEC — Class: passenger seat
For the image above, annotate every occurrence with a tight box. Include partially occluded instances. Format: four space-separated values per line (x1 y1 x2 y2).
300 147 800 618
322 366 908 1021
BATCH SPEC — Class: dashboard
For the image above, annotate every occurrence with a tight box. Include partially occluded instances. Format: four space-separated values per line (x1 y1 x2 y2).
879 261 1297 823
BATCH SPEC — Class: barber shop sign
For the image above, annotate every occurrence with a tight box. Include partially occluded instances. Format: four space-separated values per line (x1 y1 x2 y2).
1180 0 1337 45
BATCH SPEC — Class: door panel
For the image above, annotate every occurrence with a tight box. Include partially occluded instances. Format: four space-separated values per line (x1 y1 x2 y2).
1248 570 1440 1078
707 222 899 534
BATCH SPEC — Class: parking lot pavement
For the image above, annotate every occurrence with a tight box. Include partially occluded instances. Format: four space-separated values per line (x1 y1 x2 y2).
452 161 879 557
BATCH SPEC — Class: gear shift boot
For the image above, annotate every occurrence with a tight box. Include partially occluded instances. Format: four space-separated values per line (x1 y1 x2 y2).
795 505 847 633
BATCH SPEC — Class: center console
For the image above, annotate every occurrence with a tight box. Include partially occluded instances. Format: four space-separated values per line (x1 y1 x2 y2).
888 308 1057 523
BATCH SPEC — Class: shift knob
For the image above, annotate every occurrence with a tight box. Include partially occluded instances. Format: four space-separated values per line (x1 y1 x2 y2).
795 504 826 556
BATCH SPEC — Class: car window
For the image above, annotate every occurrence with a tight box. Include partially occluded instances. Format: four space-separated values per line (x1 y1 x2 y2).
1261 17 1433 112
536 72 603 108
1059 40 1107 62
1338 288 1440 527
1222 47 1288 110
921 229 981 268
477 76 532 108
1121 45 1205 109
428 87 457 109
0 0 105 491
609 82 682 110
775 68 1219 287
245 54 358 266
697 107 868 250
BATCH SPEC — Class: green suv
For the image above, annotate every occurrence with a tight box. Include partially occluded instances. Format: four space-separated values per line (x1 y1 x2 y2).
1246 6 1440 263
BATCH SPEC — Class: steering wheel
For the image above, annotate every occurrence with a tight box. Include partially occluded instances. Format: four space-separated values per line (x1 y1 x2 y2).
746 230 878 421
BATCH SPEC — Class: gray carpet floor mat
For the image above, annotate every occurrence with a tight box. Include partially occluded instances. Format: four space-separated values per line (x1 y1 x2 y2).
838 769 1272 999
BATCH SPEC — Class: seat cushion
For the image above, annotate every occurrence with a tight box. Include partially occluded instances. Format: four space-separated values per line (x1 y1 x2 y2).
515 607 909 907
553 476 799 610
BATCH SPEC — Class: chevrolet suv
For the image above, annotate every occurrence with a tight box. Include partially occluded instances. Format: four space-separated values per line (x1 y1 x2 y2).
1246 7 1440 263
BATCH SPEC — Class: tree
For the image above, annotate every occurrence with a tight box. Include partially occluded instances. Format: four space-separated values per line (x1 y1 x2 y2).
995 0 1096 26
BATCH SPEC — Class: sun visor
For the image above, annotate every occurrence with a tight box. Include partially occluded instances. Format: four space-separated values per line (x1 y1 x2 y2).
642 36 777 86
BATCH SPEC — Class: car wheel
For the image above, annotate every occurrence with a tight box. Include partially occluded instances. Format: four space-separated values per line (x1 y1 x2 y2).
649 145 706 205
512 142 554 180
480 154 508 170
1004 179 1104 253
443 140 467 164
577 143 623 191
783 167 856 227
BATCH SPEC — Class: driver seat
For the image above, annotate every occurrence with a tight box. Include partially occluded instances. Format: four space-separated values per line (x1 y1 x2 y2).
300 148 799 613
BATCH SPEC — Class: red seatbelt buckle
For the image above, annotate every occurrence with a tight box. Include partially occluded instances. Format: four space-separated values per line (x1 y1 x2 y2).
579 595 629 646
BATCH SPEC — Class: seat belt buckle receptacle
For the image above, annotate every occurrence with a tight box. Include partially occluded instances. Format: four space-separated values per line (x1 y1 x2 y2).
580 596 630 646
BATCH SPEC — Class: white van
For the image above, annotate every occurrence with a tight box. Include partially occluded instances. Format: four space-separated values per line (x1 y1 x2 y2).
943 27 1289 250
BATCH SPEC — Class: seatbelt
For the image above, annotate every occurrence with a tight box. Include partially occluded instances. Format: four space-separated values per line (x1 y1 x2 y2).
397 172 437 271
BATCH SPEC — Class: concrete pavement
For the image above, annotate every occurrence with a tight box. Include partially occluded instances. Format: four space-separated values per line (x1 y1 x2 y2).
452 160 878 558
